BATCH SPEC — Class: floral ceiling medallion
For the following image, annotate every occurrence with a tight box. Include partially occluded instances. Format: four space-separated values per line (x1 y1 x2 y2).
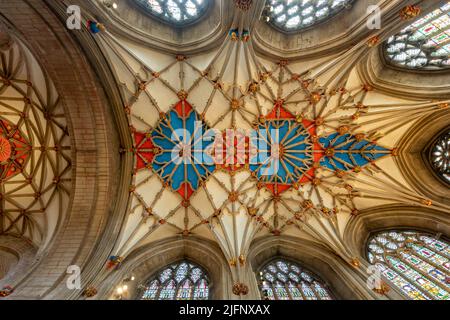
133 99 392 199
0 119 31 181
0 136 11 163
148 99 215 200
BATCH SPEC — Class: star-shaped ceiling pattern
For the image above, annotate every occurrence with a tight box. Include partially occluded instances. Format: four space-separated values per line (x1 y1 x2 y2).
97 2 450 287
0 39 71 246
249 104 316 195
135 98 391 199
150 100 215 200
0 119 31 180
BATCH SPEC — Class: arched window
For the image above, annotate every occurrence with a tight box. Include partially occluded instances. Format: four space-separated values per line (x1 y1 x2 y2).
385 2 450 70
430 131 450 183
134 0 209 25
264 0 354 32
139 261 210 300
258 259 334 300
367 230 450 300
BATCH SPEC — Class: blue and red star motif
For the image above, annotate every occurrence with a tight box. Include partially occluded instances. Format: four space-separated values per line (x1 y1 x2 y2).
133 99 391 199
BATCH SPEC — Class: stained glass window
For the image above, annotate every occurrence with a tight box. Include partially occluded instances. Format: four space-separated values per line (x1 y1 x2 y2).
430 131 450 183
385 2 450 70
258 259 334 300
135 0 209 25
265 0 354 32
367 231 450 300
140 261 210 300
193 279 209 299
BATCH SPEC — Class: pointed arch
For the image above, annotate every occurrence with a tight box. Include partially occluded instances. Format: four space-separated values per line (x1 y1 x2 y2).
265 0 355 33
366 230 450 300
134 0 211 26
249 236 375 300
384 2 450 70
139 261 209 300
257 258 334 300
97 237 232 300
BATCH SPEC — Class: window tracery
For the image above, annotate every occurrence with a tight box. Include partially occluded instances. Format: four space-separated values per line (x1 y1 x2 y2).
430 131 450 183
140 261 210 300
385 2 450 70
134 0 209 25
258 259 333 300
265 0 353 32
367 231 450 300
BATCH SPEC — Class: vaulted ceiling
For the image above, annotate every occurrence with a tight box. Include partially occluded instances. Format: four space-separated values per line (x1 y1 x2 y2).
0 0 448 300
0 35 71 249
88 0 449 269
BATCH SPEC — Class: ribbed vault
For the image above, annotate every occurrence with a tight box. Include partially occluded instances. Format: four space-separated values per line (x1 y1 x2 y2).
86 0 449 300
0 36 71 249
0 0 448 301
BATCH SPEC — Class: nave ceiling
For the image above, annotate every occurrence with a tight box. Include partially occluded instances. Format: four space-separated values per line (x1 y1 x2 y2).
0 0 448 300
87 0 450 283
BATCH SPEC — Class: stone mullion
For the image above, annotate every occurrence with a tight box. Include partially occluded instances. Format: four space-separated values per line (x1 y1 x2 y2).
297 282 307 301
271 283 279 301
408 244 450 276
310 282 325 300
155 280 164 300
174 278 183 300
396 250 449 294
421 241 450 259
384 256 434 300
283 282 294 300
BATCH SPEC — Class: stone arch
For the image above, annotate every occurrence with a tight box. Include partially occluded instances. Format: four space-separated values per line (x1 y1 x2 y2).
97 237 233 300
253 0 441 60
81 0 235 54
344 205 450 260
344 206 450 300
248 236 376 300
135 259 211 300
395 112 450 205
0 0 124 299
0 249 17 281
0 235 37 288
358 48 450 99
356 0 450 100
